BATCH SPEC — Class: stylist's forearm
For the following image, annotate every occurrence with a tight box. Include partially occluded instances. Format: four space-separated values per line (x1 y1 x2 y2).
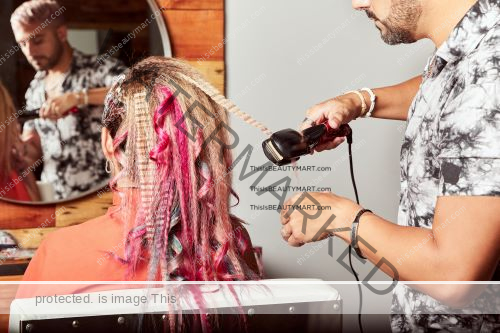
337 212 493 306
338 213 442 281
87 87 110 105
362 75 422 121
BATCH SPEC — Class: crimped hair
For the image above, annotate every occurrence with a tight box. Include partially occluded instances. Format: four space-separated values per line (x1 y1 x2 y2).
103 56 264 281
10 0 66 28
102 56 268 331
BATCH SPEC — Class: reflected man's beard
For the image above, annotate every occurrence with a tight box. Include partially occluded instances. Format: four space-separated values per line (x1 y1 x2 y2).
31 39 64 71
366 0 422 45
30 57 49 71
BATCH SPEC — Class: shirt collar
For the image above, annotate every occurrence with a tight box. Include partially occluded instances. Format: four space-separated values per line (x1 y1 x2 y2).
436 0 500 64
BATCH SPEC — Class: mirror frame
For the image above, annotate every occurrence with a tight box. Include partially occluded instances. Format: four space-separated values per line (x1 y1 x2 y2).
146 0 173 57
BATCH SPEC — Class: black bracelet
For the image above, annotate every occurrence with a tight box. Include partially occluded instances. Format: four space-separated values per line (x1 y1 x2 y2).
350 209 372 259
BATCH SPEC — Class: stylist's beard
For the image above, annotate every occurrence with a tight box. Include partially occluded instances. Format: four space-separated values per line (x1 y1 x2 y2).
30 42 64 71
365 2 421 45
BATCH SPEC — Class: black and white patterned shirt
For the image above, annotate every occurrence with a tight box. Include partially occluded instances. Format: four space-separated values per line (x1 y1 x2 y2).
391 0 500 331
25 49 126 200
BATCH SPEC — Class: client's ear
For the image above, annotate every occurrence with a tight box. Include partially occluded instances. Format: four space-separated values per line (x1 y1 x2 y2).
101 127 115 160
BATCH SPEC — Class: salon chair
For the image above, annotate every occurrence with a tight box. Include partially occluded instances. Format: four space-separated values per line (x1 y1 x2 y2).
9 279 342 333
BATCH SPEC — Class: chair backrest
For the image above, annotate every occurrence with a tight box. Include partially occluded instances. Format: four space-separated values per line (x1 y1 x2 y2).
10 279 342 333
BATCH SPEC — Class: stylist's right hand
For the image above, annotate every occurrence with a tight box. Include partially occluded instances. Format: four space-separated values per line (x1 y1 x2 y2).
301 93 362 152
40 92 79 120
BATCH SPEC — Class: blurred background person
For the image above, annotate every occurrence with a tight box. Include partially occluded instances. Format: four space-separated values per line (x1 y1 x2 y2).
10 0 126 200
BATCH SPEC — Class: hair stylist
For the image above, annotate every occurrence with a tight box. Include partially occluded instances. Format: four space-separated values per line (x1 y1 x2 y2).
279 0 499 332
10 0 126 200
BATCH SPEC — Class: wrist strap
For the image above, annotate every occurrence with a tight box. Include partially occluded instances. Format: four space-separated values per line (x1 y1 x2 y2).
350 208 372 259
344 90 366 117
360 87 376 117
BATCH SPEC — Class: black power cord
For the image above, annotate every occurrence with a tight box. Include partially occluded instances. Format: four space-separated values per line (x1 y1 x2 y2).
346 132 364 333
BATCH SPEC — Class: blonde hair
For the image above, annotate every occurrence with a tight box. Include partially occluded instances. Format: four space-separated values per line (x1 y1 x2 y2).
103 56 267 281
10 0 66 28
102 56 272 331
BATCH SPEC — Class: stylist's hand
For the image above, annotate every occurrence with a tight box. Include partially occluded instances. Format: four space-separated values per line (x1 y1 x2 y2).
280 192 362 247
301 93 362 152
40 92 79 120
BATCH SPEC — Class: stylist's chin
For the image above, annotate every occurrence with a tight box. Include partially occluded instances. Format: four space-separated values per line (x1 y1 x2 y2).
279 191 363 247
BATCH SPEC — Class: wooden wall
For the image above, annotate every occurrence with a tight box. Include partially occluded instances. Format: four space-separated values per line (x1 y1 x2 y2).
159 0 225 93
0 0 225 250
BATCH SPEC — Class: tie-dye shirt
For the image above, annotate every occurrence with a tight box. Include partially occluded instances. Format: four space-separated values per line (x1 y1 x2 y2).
391 0 500 331
24 49 126 200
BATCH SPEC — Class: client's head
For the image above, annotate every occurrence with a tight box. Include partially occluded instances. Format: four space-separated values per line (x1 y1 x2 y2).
102 56 257 281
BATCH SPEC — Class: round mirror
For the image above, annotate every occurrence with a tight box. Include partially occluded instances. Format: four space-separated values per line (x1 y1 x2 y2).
0 0 171 205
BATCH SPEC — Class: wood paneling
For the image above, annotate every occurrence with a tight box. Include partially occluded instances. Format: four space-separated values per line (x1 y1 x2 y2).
188 60 225 93
158 0 225 90
162 10 224 60
0 204 55 230
0 190 113 249
57 0 149 26
0 275 22 281
157 0 223 10
55 191 112 228
6 228 58 250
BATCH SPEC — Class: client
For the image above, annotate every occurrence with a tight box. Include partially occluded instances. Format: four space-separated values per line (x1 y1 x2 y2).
0 82 40 201
16 57 260 298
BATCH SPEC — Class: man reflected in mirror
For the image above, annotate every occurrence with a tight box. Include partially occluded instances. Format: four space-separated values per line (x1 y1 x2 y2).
10 0 126 200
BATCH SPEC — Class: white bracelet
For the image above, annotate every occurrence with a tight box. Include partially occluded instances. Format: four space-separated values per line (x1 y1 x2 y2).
83 88 89 105
344 90 366 117
360 87 376 117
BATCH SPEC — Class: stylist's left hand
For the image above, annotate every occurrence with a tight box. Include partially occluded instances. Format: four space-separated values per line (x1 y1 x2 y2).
40 92 78 120
280 192 362 247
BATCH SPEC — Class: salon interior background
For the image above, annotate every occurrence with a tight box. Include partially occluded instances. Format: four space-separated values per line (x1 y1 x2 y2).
226 0 435 281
